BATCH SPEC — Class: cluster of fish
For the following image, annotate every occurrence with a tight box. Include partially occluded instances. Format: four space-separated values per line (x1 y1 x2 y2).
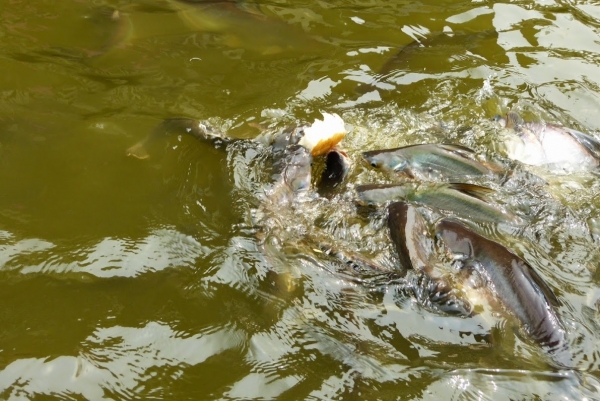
359 110 600 368
127 109 600 368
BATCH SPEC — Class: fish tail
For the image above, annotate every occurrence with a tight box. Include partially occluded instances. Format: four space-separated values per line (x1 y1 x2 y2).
125 141 149 159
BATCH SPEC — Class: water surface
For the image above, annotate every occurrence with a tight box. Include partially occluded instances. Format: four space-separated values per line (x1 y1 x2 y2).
1 0 600 399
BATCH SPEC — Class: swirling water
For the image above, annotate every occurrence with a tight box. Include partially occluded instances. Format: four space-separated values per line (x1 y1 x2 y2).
1 0 600 399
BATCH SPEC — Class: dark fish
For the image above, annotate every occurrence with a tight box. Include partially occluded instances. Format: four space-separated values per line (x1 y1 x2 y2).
363 143 501 181
499 111 600 171
387 202 434 273
357 30 507 94
387 202 472 316
357 182 522 225
435 218 570 362
318 148 352 194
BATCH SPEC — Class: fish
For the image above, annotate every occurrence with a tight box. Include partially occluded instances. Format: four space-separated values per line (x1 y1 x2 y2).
363 143 502 181
165 0 327 56
356 30 507 94
126 118 232 159
356 182 522 225
304 233 392 276
498 111 600 171
435 218 570 364
274 145 312 200
128 112 346 160
317 148 352 194
261 114 348 204
387 202 472 316
387 202 435 274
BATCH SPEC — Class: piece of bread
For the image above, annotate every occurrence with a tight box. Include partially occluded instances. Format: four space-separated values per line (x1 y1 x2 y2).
299 113 347 156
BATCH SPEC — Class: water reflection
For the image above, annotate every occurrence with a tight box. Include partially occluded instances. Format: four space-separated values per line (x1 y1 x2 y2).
0 322 246 399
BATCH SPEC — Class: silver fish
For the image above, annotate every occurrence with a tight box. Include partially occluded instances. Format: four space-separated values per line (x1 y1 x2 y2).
363 143 501 181
357 182 522 225
499 111 600 171
436 218 570 365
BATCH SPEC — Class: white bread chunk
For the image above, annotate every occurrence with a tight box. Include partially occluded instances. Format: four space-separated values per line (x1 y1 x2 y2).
299 113 347 156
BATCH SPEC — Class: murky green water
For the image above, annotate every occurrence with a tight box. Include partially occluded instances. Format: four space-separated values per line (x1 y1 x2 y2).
2 0 600 399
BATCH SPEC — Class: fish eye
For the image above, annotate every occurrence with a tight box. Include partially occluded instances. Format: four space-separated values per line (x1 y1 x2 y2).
370 161 378 168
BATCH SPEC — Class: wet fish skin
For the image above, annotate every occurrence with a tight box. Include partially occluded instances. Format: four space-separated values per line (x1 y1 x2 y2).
357 183 522 225
500 111 600 170
435 218 568 353
387 202 434 273
356 183 409 205
363 143 500 181
265 144 313 206
387 202 473 316
278 144 312 194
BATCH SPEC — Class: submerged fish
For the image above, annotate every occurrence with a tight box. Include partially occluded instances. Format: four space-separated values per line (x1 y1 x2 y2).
126 118 231 159
357 182 522 225
499 111 600 171
363 143 502 181
165 0 326 56
128 113 346 160
435 218 569 362
356 30 507 94
387 202 472 315
304 232 392 276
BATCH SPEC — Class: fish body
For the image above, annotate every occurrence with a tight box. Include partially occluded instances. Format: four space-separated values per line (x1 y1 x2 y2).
387 202 472 315
166 0 325 56
435 218 567 352
363 143 500 181
356 30 506 94
501 111 600 171
273 144 312 195
126 118 231 159
357 183 521 225
387 202 434 273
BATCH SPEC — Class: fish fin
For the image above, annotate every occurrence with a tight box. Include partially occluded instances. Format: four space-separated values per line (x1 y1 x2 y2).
126 142 150 159
441 143 505 173
446 183 494 202
505 111 524 129
565 128 600 160
356 183 399 191
521 261 562 308
438 143 477 158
